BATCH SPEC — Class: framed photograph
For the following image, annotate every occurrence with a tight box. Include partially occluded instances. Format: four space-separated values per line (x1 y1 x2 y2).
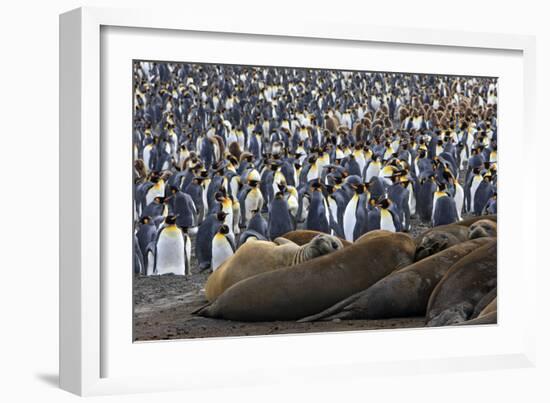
60 6 536 396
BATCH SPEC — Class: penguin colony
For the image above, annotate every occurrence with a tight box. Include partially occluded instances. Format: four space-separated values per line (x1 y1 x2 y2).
133 61 498 330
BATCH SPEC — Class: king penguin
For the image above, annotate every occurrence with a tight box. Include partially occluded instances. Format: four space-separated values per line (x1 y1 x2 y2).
144 175 166 206
211 224 235 272
473 173 495 216
247 209 268 238
239 170 264 227
376 198 401 232
466 167 483 213
417 174 437 223
268 191 294 240
343 183 367 241
306 182 331 234
432 183 459 226
153 215 191 276
135 216 157 273
168 186 197 230
196 211 226 271
364 155 382 182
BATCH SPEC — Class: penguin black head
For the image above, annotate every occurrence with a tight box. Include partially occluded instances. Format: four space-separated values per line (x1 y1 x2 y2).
170 185 179 194
218 224 230 235
277 182 287 193
165 215 178 225
149 171 161 183
377 198 391 209
311 181 323 192
352 183 365 194
216 211 228 222
154 196 165 204
140 216 152 225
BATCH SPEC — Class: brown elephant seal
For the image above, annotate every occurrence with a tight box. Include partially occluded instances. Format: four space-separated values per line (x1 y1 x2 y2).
468 219 497 239
456 214 497 227
414 224 469 261
471 287 497 318
195 231 416 321
454 310 497 326
426 239 497 326
281 230 351 247
298 237 492 322
204 234 343 301
478 297 497 317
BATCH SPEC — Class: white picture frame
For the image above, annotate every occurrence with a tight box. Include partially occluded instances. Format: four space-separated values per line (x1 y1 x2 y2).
60 6 537 396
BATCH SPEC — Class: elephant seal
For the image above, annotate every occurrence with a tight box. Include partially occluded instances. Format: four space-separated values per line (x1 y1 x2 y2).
455 310 497 326
280 230 351 247
478 297 497 317
205 234 343 301
414 224 469 261
426 239 497 326
468 219 497 239
456 214 497 227
195 231 416 321
471 287 497 318
415 215 498 261
298 237 492 322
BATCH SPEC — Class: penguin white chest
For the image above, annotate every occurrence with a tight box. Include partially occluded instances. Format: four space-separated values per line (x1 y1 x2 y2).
156 227 187 276
229 176 240 199
307 165 319 182
245 189 263 222
470 176 482 211
287 193 299 217
146 183 164 206
328 197 338 224
380 209 396 232
343 196 359 241
408 183 416 215
146 250 155 276
354 153 366 172
365 163 380 181
454 183 464 219
143 146 152 172
211 234 234 272
222 200 234 231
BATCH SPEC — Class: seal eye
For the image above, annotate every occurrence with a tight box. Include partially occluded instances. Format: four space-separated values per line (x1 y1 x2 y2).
331 241 338 249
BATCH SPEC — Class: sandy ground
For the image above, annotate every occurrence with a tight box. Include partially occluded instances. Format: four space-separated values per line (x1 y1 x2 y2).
133 215 445 341
133 273 426 341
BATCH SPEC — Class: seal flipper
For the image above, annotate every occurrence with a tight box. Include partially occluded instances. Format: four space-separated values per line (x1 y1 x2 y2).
296 290 365 322
191 301 214 316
